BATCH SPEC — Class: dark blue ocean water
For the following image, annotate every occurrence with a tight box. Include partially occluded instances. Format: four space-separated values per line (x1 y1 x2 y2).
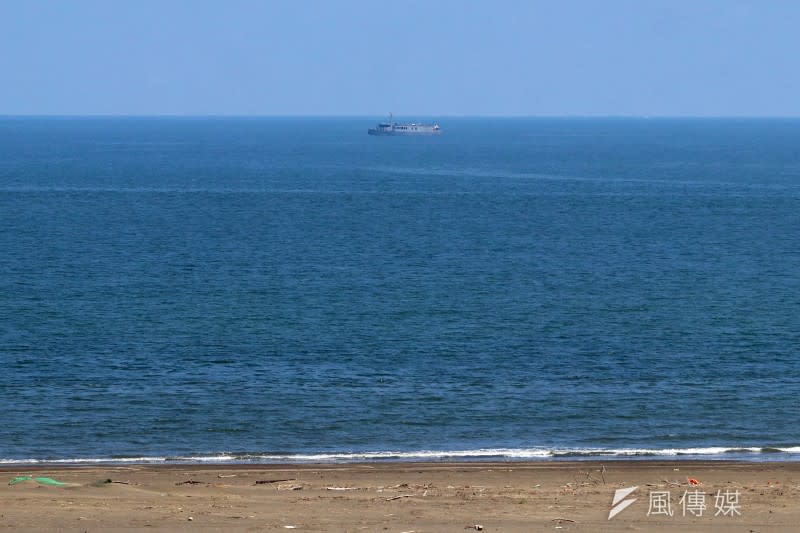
1 117 799 463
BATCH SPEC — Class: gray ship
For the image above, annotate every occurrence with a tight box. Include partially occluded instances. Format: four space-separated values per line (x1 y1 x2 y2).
368 113 441 135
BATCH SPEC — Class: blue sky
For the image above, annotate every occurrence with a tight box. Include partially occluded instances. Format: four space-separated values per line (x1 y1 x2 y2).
1 0 798 116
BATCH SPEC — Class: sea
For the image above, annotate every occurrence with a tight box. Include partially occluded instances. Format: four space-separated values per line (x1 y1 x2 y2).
1 117 799 464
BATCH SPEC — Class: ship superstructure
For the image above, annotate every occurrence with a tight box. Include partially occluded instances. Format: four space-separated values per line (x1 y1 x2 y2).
368 113 441 135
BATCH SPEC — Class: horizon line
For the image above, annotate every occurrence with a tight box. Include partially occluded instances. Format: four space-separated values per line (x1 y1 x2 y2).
2 113 800 120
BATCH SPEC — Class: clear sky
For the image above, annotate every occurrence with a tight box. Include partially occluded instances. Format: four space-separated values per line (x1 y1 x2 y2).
1 0 798 116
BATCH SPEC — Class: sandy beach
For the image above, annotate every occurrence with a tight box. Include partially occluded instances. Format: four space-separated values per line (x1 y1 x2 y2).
1 461 798 531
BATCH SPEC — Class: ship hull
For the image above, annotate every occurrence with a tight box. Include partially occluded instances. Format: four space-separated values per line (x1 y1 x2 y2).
368 129 441 136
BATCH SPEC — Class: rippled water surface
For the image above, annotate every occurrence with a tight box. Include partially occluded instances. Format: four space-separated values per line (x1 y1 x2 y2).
1 118 799 462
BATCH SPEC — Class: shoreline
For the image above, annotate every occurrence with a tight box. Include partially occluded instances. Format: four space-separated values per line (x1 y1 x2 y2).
3 458 797 468
4 453 800 468
3 458 800 469
2 460 798 531
3 445 799 467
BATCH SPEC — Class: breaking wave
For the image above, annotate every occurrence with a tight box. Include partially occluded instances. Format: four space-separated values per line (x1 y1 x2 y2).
3 446 800 465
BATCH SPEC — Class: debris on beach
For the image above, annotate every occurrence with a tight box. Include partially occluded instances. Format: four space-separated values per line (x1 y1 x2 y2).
276 482 304 491
8 476 71 487
254 478 295 485
385 494 414 501
88 478 131 487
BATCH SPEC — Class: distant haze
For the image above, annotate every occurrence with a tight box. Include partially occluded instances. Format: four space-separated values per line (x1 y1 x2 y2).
1 0 798 116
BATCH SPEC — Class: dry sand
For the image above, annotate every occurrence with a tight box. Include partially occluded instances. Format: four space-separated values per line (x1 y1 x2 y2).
1 461 798 531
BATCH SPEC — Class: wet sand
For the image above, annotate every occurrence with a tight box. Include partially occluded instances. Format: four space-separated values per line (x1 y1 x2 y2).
1 461 798 531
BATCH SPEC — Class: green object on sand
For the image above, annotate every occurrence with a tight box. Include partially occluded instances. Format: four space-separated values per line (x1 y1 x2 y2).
34 477 69 486
8 476 69 486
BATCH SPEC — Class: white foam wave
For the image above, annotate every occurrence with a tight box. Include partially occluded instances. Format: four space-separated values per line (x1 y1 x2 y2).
3 446 800 465
0 456 168 464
